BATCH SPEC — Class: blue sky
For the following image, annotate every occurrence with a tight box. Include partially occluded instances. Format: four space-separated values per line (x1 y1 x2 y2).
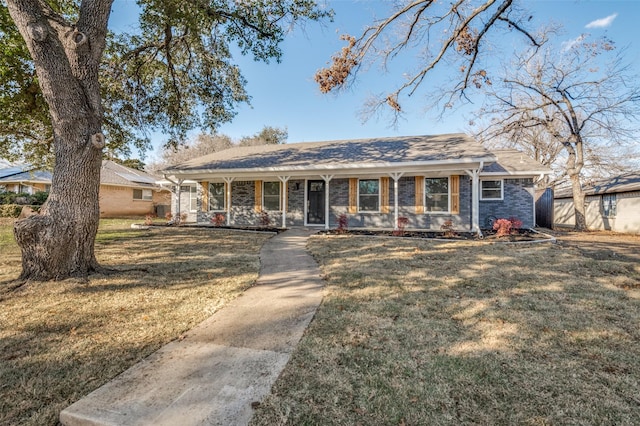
108 0 640 155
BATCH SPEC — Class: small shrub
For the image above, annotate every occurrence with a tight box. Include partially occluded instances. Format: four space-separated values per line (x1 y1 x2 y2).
144 214 155 225
179 213 188 226
493 217 523 237
30 191 49 205
0 204 24 218
336 213 348 234
441 218 457 238
259 210 271 227
165 212 173 222
392 216 409 236
211 213 226 227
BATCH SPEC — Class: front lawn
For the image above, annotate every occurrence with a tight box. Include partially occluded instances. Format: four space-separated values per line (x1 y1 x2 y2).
0 219 272 425
252 234 640 425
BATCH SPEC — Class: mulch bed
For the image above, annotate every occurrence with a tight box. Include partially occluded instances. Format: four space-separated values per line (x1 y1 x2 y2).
319 228 551 242
149 223 286 233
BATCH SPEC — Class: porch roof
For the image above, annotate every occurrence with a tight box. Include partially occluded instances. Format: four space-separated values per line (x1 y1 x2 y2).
163 134 496 179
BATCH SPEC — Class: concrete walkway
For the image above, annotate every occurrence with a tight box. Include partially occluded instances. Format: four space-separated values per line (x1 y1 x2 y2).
60 228 323 426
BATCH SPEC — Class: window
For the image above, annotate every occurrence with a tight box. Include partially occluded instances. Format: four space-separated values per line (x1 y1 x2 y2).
133 189 153 201
480 180 503 200
425 177 449 212
263 181 281 211
358 179 379 212
602 194 617 218
180 185 197 211
208 182 225 211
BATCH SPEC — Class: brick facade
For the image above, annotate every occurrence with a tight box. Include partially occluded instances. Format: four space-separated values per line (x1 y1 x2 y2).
100 185 171 218
478 178 535 228
189 175 535 231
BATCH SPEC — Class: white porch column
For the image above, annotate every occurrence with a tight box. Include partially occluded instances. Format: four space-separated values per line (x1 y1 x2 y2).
223 177 234 226
465 165 482 236
163 175 184 219
278 176 291 228
320 175 334 230
389 172 404 229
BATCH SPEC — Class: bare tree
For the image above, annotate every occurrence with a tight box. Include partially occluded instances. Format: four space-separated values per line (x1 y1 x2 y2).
476 37 640 230
148 133 234 171
475 124 564 187
315 0 543 121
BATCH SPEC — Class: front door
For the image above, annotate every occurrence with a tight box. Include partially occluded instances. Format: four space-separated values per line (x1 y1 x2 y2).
307 180 325 224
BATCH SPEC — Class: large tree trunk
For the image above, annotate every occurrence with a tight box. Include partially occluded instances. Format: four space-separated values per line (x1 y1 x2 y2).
569 171 587 231
7 0 113 280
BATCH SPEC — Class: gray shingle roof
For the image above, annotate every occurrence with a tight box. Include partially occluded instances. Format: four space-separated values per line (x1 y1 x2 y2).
100 160 161 188
481 149 551 175
555 172 640 198
165 134 495 173
0 169 52 183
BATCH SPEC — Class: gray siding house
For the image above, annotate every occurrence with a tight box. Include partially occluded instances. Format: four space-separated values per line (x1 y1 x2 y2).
160 134 549 232
554 172 640 234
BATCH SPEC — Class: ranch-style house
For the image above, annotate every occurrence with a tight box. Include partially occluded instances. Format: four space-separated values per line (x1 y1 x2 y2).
159 134 550 233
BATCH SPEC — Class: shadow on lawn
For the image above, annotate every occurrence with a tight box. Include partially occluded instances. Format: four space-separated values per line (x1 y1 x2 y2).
252 234 640 425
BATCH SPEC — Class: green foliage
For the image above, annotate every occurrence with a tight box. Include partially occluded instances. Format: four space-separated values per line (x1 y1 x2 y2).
114 158 146 171
0 6 53 168
0 0 331 160
239 125 288 146
0 191 48 206
101 0 330 150
0 204 24 217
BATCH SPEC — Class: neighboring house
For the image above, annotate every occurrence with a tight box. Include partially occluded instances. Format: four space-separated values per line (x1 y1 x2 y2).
160 134 550 232
0 160 171 217
0 163 52 194
99 160 171 217
554 172 640 234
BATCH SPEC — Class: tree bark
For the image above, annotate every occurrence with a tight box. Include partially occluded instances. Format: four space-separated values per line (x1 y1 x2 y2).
569 170 587 231
7 0 113 280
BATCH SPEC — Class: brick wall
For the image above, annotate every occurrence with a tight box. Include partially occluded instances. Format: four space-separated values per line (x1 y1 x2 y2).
99 185 155 217
479 178 535 228
189 175 535 230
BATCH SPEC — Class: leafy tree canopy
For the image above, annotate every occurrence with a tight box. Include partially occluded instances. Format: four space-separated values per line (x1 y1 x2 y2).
0 0 331 166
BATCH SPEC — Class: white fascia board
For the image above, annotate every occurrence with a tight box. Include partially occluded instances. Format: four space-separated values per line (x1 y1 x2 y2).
165 157 495 180
156 177 198 185
479 170 551 177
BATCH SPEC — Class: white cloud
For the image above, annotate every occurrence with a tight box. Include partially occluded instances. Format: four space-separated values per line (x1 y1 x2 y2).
585 13 618 29
561 34 586 51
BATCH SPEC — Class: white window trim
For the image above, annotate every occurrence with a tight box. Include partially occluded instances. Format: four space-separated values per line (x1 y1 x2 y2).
208 182 226 212
424 176 451 214
133 188 153 201
480 179 504 201
262 181 282 211
357 178 381 213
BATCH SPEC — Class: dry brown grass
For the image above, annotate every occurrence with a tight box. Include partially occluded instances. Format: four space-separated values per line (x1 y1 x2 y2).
0 219 272 425
252 233 640 425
